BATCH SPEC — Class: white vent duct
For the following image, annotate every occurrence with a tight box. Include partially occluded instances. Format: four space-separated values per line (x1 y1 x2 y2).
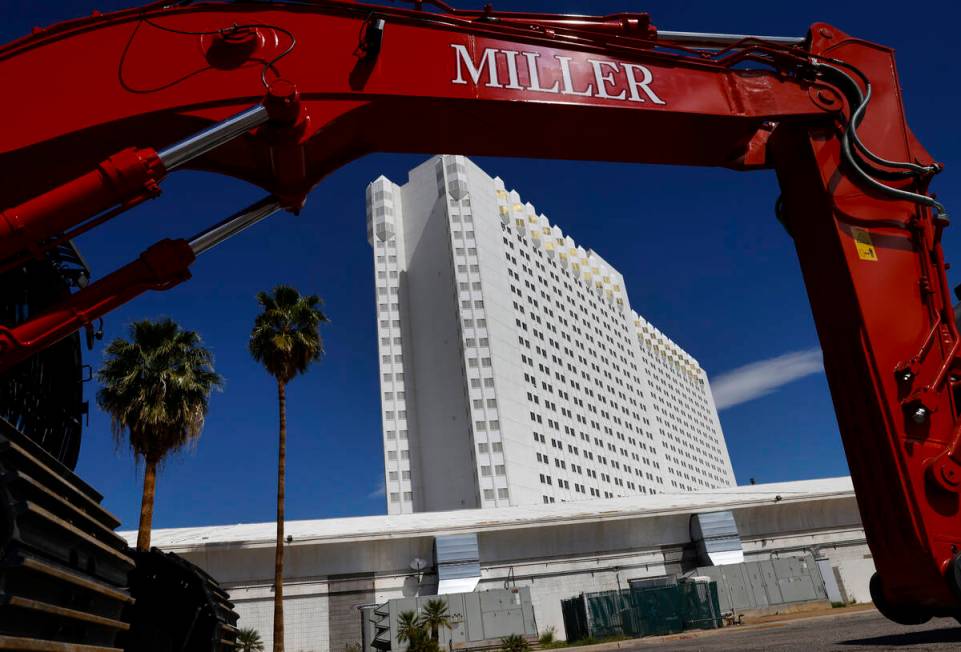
690 511 744 566
434 533 481 594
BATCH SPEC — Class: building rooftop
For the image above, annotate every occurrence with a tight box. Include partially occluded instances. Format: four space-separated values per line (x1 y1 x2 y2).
122 477 854 552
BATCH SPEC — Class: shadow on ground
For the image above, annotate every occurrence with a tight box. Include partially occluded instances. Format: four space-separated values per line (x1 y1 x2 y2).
841 626 961 647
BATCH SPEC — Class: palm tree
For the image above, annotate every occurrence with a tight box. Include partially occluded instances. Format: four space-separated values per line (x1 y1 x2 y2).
499 634 531 652
396 611 422 646
96 319 222 551
249 285 328 652
237 627 265 652
420 599 451 643
396 611 436 652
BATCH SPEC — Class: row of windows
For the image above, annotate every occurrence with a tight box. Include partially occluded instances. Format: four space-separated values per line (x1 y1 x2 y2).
448 199 511 507
497 192 718 499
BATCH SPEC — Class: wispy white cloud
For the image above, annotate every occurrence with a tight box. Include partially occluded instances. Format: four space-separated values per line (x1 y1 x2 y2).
711 348 823 410
368 480 386 499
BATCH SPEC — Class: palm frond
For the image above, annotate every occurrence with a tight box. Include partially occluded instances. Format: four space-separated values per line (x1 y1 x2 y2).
249 285 328 383
96 319 223 464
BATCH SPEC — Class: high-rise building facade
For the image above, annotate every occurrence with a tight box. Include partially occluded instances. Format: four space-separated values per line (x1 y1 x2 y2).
366 155 736 515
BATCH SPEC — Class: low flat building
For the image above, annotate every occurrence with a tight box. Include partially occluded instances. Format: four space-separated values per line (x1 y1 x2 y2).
124 477 873 651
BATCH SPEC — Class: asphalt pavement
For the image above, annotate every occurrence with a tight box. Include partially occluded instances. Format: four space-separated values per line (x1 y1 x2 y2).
615 608 961 651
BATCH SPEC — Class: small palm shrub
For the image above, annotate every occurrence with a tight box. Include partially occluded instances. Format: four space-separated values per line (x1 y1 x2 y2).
500 633 531 652
237 627 264 652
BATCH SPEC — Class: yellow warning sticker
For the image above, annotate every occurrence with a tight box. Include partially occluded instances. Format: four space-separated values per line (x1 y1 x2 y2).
851 227 878 261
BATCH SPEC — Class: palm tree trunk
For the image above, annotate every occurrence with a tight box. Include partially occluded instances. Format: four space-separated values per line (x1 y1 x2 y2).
273 380 287 652
136 457 158 551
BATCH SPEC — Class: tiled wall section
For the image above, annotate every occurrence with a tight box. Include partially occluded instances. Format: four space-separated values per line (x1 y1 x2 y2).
328 574 375 651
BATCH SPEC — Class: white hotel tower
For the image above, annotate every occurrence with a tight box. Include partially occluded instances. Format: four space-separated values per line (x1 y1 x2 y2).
366 156 736 515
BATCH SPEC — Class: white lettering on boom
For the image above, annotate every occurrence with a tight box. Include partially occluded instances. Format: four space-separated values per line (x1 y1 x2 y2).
450 44 666 105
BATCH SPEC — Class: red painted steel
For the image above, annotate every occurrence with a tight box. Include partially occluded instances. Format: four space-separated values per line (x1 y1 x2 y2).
0 0 957 622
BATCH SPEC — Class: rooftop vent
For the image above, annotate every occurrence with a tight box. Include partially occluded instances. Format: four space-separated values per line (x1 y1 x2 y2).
434 533 480 594
690 511 743 566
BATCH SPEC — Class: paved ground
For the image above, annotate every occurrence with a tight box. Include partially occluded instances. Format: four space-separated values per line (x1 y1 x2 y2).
615 608 961 651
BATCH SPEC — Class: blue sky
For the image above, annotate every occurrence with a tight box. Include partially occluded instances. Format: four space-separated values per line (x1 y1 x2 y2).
5 1 960 529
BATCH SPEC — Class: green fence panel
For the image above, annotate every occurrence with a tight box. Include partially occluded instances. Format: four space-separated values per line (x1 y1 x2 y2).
563 581 722 643
678 581 723 630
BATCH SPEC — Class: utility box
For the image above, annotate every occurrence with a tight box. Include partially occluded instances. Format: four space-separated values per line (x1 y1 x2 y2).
361 588 536 651
692 553 828 613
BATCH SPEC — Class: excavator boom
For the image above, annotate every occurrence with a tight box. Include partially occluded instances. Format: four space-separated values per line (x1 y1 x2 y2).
0 1 958 645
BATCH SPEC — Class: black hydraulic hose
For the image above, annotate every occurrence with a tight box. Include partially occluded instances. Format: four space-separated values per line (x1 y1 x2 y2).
814 61 946 218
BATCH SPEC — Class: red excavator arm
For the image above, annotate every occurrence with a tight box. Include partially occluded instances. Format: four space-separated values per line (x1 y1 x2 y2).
0 0 957 623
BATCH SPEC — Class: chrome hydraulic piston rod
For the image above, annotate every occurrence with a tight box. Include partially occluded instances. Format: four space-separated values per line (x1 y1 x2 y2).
189 196 283 254
158 104 270 171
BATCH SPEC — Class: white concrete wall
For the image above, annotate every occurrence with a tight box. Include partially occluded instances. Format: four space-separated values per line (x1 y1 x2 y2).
170 490 870 648
231 583 329 652
403 158 480 512
835 558 876 604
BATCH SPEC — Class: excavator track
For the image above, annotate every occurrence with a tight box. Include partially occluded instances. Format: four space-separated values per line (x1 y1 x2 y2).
0 261 238 650
0 416 134 650
0 257 133 650
122 549 239 651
